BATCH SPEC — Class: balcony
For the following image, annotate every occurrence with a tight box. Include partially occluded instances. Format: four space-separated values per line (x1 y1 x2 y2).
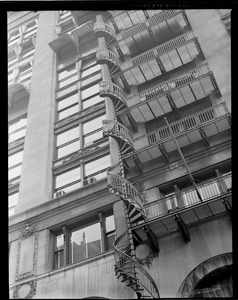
125 102 230 164
99 81 127 112
124 63 220 123
114 31 204 88
96 49 121 75
132 173 232 237
102 120 134 156
8 83 30 106
94 22 116 45
49 33 78 57
115 10 191 58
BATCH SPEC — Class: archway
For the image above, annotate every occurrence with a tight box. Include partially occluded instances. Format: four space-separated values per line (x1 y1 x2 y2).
177 252 232 298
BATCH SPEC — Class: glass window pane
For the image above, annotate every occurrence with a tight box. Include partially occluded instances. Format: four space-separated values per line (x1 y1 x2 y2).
87 223 101 258
9 117 27 133
81 84 100 100
9 165 22 180
81 64 101 78
85 155 110 176
81 73 101 87
57 84 78 98
58 93 78 110
55 167 81 188
8 128 26 143
82 95 104 109
82 56 96 70
56 234 64 250
8 192 19 208
9 207 16 216
83 115 105 135
58 104 79 120
57 140 80 158
84 130 103 146
105 215 115 233
57 127 79 146
70 228 87 263
58 65 76 81
8 151 23 168
59 74 78 88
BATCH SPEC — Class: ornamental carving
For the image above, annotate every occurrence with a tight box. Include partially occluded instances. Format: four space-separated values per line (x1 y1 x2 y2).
13 280 36 299
15 223 39 281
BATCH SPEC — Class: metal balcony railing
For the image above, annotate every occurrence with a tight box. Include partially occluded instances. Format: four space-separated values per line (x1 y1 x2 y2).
144 173 232 221
99 81 127 112
96 49 121 75
147 103 228 145
122 10 184 39
140 64 210 101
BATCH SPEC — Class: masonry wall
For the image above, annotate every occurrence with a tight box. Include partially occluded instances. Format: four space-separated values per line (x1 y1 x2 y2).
16 11 58 213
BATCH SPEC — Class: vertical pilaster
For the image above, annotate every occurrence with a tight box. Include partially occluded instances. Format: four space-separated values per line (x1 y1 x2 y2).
16 11 58 213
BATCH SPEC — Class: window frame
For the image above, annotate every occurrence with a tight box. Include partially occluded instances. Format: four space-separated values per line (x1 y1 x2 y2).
52 211 115 269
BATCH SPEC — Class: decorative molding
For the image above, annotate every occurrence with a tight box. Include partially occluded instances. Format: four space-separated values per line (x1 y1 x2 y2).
15 223 39 281
54 102 105 133
53 143 109 174
13 280 36 299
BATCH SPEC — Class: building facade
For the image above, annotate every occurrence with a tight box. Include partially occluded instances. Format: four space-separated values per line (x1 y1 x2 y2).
8 10 232 299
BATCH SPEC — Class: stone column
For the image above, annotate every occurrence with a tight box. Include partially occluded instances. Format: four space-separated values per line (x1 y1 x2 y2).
16 11 58 213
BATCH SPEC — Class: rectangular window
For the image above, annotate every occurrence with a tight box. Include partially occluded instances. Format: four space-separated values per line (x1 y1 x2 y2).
58 93 78 110
8 192 19 216
53 212 114 269
83 114 105 146
81 64 101 78
82 94 104 109
55 166 81 193
84 155 111 181
56 126 80 159
81 83 100 100
54 233 64 269
8 164 22 180
69 222 101 263
105 215 116 250
58 104 79 120
81 72 101 88
8 150 23 168
57 127 79 146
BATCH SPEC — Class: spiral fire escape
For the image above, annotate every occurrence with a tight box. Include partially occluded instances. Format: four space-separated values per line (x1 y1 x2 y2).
95 15 160 299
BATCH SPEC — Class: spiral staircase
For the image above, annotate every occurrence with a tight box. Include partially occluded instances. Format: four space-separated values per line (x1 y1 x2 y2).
103 120 160 299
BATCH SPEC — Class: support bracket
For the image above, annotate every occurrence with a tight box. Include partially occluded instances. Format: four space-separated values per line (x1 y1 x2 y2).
143 225 160 254
174 214 191 243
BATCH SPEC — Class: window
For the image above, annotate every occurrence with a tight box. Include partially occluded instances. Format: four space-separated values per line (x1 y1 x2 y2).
57 93 79 121
8 115 27 143
84 155 111 181
58 64 78 89
53 212 115 269
55 166 81 194
8 192 19 216
83 114 105 147
54 233 64 269
56 126 80 158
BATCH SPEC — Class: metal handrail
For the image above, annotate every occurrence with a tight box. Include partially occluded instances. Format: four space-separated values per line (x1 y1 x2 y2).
138 63 210 101
94 21 115 37
144 173 232 221
107 171 145 210
102 119 133 144
96 48 121 69
113 231 160 298
99 81 127 107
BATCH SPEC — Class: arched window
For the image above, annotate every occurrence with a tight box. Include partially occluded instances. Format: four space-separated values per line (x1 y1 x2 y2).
177 252 232 298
